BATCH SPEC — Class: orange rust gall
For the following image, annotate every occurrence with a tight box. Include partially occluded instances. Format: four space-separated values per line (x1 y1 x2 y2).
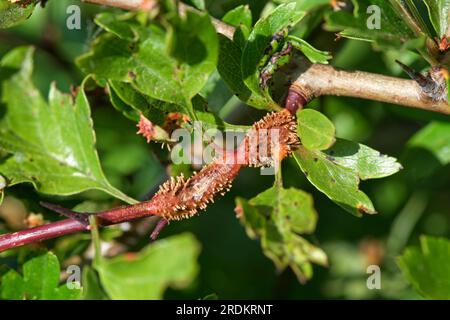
152 110 300 221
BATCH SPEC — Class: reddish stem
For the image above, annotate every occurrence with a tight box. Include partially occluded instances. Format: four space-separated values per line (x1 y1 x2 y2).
0 201 160 252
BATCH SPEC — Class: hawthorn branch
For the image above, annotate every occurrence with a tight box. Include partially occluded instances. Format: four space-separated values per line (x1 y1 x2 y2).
0 201 158 251
291 63 450 115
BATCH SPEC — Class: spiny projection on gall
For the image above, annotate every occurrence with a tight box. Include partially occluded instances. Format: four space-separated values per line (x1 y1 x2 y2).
152 163 241 221
151 110 300 221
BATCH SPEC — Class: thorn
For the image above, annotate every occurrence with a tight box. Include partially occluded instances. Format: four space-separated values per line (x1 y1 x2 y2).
395 60 429 87
150 218 169 241
40 202 90 226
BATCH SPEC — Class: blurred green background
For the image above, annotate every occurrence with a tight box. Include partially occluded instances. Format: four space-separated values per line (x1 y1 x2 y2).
0 0 449 299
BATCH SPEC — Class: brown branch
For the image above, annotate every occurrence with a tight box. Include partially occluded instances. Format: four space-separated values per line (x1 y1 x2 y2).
0 201 158 251
291 63 450 115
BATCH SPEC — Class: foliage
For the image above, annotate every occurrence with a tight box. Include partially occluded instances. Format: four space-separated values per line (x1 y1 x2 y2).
0 252 81 300
0 46 136 204
398 236 450 299
0 0 449 300
90 218 200 300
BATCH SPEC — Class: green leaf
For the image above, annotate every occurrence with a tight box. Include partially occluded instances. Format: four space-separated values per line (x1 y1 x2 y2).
94 11 138 41
250 186 317 234
325 0 422 49
278 0 331 11
0 174 5 204
222 5 252 29
217 34 268 109
82 266 108 300
408 122 450 165
236 187 327 283
94 233 201 299
294 139 402 216
241 3 305 107
0 0 36 29
424 0 450 38
0 252 81 300
393 0 435 38
398 235 450 299
0 47 136 204
108 80 175 123
325 139 403 180
297 109 336 150
108 83 141 122
288 35 332 64
78 11 218 117
187 0 205 10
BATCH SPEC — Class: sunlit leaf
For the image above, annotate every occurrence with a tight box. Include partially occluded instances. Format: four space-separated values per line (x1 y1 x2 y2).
236 185 326 282
325 0 423 49
0 47 136 204
241 3 305 107
288 35 332 64
94 233 201 299
297 109 336 150
424 0 450 38
403 121 450 181
0 0 37 29
294 139 402 216
398 235 450 299
78 11 218 117
0 252 81 300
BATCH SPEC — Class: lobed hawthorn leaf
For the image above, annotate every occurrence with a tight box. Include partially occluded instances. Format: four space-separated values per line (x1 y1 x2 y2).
424 0 450 38
77 10 218 118
218 4 328 110
0 47 136 204
0 0 37 29
216 6 262 108
241 3 305 108
325 0 424 49
236 185 327 283
297 109 336 150
217 34 269 109
0 252 81 300
250 186 317 234
294 139 402 216
94 233 201 299
398 235 450 299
